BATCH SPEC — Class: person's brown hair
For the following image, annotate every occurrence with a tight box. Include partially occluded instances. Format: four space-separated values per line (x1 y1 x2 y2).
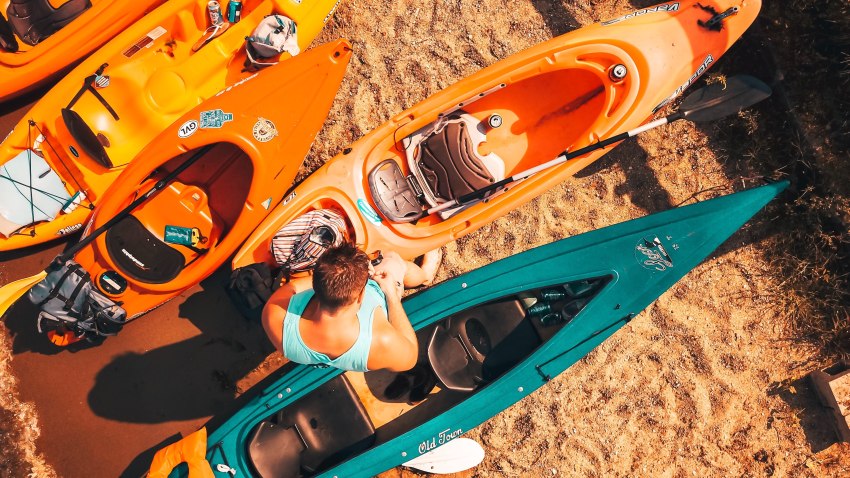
312 242 370 310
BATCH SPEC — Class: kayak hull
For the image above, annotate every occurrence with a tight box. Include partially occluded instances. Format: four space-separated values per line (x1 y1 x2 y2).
0 0 341 251
0 0 165 102
233 0 762 269
160 182 785 477
67 40 352 320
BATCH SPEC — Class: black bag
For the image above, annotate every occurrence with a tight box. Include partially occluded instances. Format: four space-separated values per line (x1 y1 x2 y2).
28 260 127 342
227 262 278 321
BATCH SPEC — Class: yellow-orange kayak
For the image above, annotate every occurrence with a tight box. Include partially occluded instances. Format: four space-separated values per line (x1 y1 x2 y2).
0 0 165 102
57 39 351 324
233 0 762 271
0 0 342 251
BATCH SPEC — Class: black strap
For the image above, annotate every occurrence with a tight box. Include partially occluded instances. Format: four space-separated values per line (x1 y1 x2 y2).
37 263 82 306
66 64 119 121
64 269 90 310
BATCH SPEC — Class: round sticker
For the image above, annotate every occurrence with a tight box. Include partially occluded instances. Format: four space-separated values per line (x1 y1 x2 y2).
253 117 278 142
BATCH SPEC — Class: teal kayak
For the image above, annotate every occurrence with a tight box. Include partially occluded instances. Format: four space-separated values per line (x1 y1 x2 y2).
153 181 786 477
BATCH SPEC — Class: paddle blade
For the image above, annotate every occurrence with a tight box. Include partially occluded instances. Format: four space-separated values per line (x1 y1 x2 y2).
679 75 772 122
403 437 485 474
0 271 45 316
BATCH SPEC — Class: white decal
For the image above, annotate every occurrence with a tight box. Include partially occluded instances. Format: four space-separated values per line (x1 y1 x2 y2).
56 223 83 236
419 428 464 454
178 120 199 138
252 117 278 142
653 54 715 113
216 73 259 97
635 236 674 271
601 2 680 26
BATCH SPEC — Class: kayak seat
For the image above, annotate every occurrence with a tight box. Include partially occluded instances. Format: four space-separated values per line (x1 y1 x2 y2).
247 375 376 478
427 299 541 392
105 181 220 284
405 113 505 219
6 0 91 46
106 215 187 284
367 159 426 222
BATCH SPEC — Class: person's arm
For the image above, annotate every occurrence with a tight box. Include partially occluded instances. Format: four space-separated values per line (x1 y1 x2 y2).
368 272 418 371
261 276 312 355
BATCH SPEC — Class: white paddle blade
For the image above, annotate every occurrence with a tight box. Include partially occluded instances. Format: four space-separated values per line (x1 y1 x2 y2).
402 437 485 474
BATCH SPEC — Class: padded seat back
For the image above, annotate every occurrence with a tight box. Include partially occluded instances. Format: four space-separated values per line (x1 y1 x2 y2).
428 299 541 392
405 113 505 218
247 375 376 478
7 0 91 46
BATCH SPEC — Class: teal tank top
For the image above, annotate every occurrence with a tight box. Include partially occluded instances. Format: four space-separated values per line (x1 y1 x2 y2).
282 279 387 372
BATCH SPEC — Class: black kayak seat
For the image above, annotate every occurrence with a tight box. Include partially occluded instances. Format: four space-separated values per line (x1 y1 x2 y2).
105 215 186 284
247 375 376 478
428 299 541 392
7 0 91 46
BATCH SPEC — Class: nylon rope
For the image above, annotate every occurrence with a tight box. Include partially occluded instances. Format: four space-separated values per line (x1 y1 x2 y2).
29 120 90 207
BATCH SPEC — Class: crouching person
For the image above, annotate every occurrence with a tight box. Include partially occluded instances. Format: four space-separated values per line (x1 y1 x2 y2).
262 242 439 372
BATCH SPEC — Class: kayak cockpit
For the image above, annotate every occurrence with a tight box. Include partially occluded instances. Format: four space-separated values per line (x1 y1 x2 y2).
369 67 607 224
102 143 251 285
245 275 611 476
1 0 91 53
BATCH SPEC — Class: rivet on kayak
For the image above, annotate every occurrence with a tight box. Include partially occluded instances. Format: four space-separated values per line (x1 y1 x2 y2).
462 282 467 288
286 387 292 393
609 64 628 82
518 386 524 392
402 452 408 457
277 393 283 399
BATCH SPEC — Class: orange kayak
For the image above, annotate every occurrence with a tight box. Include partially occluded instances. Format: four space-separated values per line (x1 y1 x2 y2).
0 0 165 102
61 39 352 321
0 0 342 251
232 0 762 270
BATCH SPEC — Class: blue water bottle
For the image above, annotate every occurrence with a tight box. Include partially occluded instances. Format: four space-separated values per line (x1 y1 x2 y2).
226 0 242 23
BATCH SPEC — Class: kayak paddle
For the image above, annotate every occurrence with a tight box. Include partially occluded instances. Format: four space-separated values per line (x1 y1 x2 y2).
0 145 214 317
428 74 772 214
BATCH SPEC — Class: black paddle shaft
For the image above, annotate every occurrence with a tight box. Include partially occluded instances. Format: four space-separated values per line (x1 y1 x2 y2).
54 145 215 266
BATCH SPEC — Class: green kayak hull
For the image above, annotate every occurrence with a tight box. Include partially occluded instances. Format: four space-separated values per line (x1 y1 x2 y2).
168 181 786 477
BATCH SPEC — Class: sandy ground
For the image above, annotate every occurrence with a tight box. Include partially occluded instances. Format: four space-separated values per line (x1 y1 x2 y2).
1 0 850 477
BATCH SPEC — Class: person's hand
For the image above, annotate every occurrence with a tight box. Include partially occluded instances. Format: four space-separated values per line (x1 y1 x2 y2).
373 269 403 300
373 250 406 281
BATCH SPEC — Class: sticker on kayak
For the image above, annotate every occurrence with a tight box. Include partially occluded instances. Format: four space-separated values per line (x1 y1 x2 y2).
261 197 272 210
252 117 278 142
56 223 83 236
177 120 199 138
601 2 680 26
324 0 342 24
652 54 715 113
357 199 382 225
200 109 234 128
282 191 296 205
95 75 110 89
123 26 167 58
635 235 675 271
418 427 463 454
164 225 201 246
